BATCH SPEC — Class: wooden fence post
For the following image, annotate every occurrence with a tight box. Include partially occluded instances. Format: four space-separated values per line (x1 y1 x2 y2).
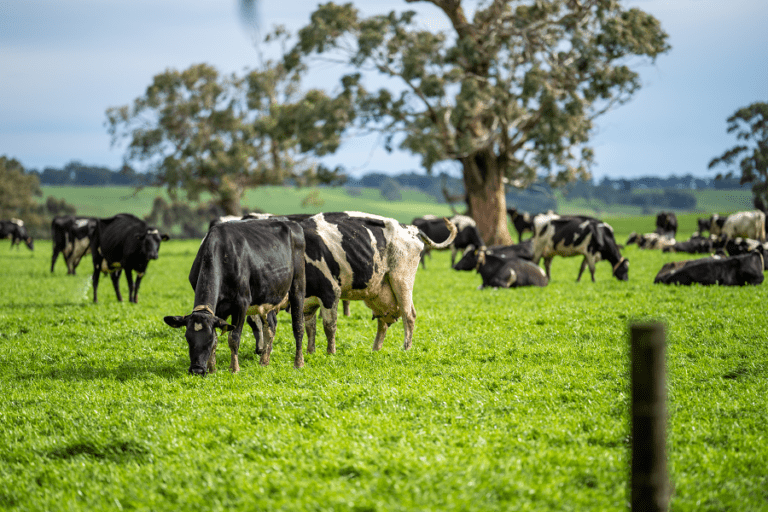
630 322 669 512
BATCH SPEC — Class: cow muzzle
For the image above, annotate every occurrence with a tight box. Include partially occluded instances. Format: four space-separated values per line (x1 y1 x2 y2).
188 365 207 376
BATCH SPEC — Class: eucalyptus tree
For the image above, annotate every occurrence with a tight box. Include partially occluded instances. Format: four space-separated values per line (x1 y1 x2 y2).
708 102 768 209
106 30 351 215
284 0 670 244
0 156 41 220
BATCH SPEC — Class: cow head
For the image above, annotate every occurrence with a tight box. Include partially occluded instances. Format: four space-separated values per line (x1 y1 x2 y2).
138 229 170 260
612 257 630 281
164 306 233 375
453 245 481 271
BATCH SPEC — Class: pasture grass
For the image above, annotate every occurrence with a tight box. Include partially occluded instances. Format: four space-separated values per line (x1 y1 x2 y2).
1 233 767 511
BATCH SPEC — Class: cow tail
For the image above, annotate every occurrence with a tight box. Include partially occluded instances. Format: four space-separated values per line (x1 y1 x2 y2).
419 218 458 249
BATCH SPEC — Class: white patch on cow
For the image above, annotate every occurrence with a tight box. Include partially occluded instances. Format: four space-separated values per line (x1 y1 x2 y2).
147 229 159 235
722 210 766 241
74 218 90 228
10 218 23 226
194 323 203 331
246 295 289 317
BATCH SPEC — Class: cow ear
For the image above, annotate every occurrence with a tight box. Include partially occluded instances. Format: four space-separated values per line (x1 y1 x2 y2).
161 234 170 241
164 315 187 328
214 317 234 333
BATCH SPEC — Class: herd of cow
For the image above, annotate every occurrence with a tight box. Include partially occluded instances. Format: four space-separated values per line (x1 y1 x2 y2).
2 206 765 374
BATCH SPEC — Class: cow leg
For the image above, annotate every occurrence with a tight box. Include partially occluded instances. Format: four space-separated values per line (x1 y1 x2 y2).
131 273 144 303
227 311 247 373
246 315 264 355
450 246 458 267
343 300 351 317
51 248 60 273
125 270 136 303
303 303 320 354
110 270 123 302
320 305 338 354
544 257 553 279
91 263 101 303
387 277 417 351
259 314 277 366
206 337 218 373
577 258 587 282
372 319 389 351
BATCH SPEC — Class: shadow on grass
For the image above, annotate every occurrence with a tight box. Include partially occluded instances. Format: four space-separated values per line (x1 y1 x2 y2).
16 355 190 382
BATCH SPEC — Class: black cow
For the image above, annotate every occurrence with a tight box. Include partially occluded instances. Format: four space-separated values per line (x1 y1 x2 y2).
696 217 711 236
164 218 306 373
452 240 534 271
473 253 548 289
506 208 536 243
0 219 33 250
51 216 97 274
654 211 678 238
91 213 169 303
412 214 482 268
532 217 629 281
654 252 764 286
663 234 726 254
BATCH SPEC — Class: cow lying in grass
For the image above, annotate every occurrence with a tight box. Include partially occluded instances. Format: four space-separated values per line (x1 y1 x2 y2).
654 252 764 286
453 242 546 288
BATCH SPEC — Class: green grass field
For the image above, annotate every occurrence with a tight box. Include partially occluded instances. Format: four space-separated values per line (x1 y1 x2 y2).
1 223 766 510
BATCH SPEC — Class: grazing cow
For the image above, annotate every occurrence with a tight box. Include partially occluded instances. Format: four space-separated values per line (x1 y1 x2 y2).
720 210 766 242
452 240 534 271
473 253 548 289
91 213 169 303
533 217 629 281
300 212 456 354
626 231 676 251
725 237 768 269
164 218 307 373
654 211 678 238
1 219 34 250
412 214 482 267
51 216 97 274
654 251 764 286
506 208 535 243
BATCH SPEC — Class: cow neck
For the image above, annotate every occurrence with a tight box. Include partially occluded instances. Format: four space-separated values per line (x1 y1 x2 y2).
612 257 626 272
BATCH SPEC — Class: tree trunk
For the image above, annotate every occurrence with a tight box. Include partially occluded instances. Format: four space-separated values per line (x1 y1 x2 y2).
461 150 513 246
219 175 243 216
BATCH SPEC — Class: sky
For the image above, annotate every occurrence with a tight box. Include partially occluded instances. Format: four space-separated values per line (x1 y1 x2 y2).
1 0 766 180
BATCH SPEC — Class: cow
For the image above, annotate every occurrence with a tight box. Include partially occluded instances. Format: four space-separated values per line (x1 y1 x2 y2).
720 210 766 242
472 253 548 289
298 212 457 354
0 219 34 250
725 237 768 270
452 240 534 272
532 217 629 282
695 217 711 236
412 214 482 268
654 251 764 286
506 208 535 243
654 211 678 238
708 214 728 236
90 213 169 303
625 231 676 251
51 215 97 274
662 235 721 254
164 218 307 373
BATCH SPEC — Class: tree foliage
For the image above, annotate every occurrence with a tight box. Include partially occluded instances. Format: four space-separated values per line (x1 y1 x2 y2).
708 102 768 208
106 29 351 215
284 0 670 244
0 156 42 220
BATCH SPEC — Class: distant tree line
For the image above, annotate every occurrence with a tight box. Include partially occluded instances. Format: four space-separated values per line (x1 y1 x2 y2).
30 161 151 187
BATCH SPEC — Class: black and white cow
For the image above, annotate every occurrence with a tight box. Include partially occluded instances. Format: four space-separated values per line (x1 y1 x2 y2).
452 240 534 271
654 251 764 286
662 235 718 254
625 231 676 251
654 211 678 238
299 212 457 354
720 210 766 242
725 237 768 269
0 219 34 250
532 217 629 281
473 253 548 289
91 213 169 303
708 214 728 236
51 215 97 274
164 218 307 373
506 208 535 243
412 214 482 267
